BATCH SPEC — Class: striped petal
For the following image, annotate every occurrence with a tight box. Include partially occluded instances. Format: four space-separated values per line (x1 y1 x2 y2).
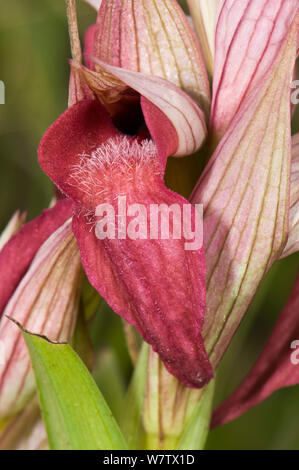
211 0 298 142
70 0 208 156
89 59 207 157
187 0 219 75
0 220 82 421
191 15 298 368
143 348 203 448
0 199 74 318
0 211 26 252
92 0 210 113
38 99 212 388
212 273 299 428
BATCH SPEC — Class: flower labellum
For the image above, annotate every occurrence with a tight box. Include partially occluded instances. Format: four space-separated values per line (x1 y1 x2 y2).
92 0 210 112
38 99 213 388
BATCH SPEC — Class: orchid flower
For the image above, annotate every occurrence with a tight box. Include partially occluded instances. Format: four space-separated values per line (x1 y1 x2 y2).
41 0 298 395
2 0 299 451
38 0 214 389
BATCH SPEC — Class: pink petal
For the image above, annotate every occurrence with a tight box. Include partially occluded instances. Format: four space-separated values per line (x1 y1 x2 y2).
0 199 74 317
38 100 123 208
281 133 299 258
71 136 212 388
211 0 298 141
212 273 299 428
0 211 26 251
191 15 298 369
68 66 95 108
72 62 128 112
90 59 207 157
93 0 210 113
0 220 82 420
144 347 205 443
187 0 220 75
84 25 96 70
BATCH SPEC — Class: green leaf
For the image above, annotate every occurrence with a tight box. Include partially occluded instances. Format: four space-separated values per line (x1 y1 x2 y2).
22 330 128 450
177 379 215 450
92 349 126 421
120 342 149 449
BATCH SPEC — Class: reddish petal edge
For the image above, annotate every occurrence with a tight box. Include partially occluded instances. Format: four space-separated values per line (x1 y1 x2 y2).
0 199 74 317
38 100 122 208
212 273 299 428
72 178 213 388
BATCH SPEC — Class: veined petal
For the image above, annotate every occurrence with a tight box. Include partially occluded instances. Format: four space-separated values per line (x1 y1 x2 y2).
187 0 219 75
211 0 298 141
0 220 82 420
212 273 299 428
72 139 212 388
72 62 128 111
77 0 208 156
84 24 96 70
191 16 298 368
280 133 299 258
68 66 95 108
89 60 207 157
143 348 203 448
0 211 26 252
92 0 210 113
0 199 74 317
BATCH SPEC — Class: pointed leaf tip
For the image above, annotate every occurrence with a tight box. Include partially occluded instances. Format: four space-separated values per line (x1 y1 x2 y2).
23 332 128 450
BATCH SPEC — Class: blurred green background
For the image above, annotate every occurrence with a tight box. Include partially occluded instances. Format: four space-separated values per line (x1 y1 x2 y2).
0 0 298 450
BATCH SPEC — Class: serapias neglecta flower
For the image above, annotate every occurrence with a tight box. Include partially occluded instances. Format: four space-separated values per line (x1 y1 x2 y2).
39 0 299 393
